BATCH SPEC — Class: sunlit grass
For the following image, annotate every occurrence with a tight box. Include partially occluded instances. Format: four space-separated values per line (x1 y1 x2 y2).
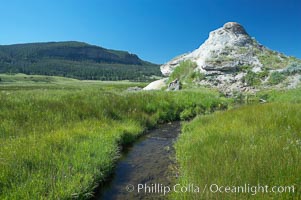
173 101 301 199
0 81 228 199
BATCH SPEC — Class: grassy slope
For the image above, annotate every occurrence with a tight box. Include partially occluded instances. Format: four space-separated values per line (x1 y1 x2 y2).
173 88 301 199
0 75 229 199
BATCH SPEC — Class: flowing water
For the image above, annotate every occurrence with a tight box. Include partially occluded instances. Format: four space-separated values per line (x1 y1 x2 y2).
94 121 181 200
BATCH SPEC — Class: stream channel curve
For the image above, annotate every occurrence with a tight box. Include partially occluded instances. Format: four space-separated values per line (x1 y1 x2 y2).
94 121 181 200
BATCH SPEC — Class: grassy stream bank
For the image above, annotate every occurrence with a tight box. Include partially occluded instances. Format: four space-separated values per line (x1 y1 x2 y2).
0 80 228 199
173 89 301 199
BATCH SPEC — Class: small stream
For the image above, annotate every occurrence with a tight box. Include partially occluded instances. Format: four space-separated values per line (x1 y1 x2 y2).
94 121 181 200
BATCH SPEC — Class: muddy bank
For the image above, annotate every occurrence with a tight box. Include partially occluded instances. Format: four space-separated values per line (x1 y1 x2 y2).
93 121 181 200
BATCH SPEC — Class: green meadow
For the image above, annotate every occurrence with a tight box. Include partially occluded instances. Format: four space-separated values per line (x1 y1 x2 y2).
0 74 228 199
173 89 301 199
1 74 300 200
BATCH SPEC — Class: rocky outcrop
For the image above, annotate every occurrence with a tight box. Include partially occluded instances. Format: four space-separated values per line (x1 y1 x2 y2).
161 22 261 76
159 22 301 95
143 78 168 90
167 79 181 91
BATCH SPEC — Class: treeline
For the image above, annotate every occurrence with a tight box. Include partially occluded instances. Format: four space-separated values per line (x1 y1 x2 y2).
0 41 161 81
0 59 160 81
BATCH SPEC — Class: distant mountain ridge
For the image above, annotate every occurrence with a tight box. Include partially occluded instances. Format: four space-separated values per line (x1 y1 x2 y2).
0 41 160 81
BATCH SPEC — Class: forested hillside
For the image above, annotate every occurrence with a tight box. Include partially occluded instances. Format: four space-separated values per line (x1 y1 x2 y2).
0 41 161 81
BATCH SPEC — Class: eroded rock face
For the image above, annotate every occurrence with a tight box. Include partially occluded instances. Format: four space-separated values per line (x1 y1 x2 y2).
167 79 181 91
154 22 301 95
160 22 259 77
223 22 248 36
159 22 271 95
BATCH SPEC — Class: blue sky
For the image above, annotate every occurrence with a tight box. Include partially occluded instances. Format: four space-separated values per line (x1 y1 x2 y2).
0 0 300 64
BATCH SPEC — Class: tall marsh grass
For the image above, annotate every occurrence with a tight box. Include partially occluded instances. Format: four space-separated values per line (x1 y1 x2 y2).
173 102 301 199
0 87 228 199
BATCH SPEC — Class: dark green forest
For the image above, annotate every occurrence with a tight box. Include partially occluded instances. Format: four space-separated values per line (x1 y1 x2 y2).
0 41 161 81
